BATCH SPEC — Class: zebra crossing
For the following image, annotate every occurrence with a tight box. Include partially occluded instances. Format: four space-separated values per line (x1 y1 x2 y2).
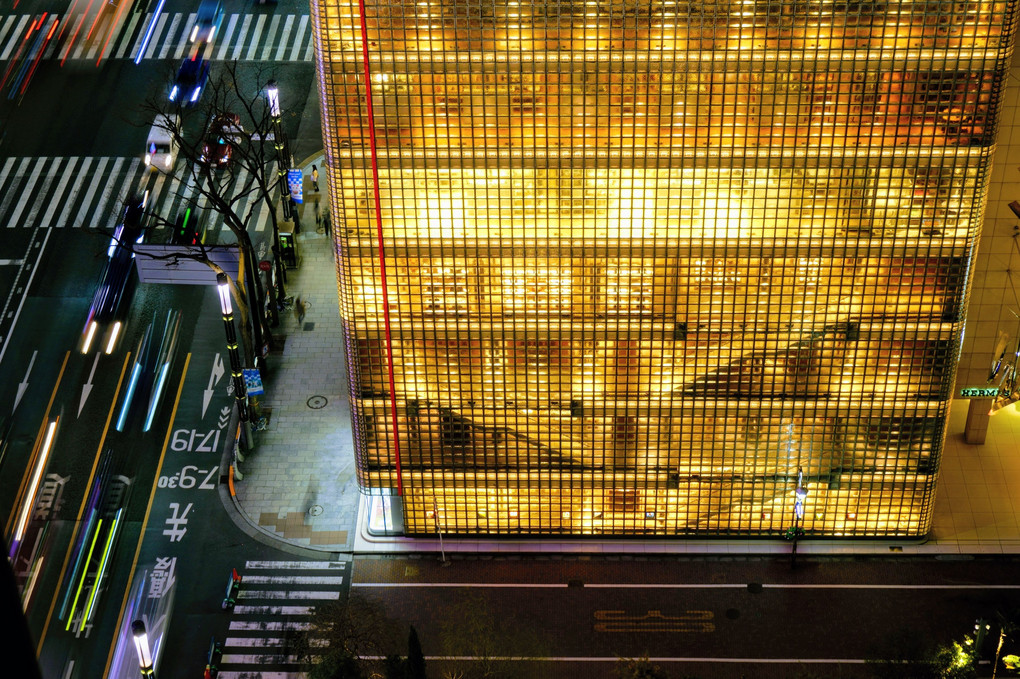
0 155 280 240
217 559 349 679
0 13 315 64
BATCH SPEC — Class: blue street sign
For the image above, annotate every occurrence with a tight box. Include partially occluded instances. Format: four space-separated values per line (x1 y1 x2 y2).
287 169 303 204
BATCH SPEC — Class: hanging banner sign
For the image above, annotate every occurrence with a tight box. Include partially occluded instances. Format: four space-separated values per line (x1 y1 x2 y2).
287 169 303 204
243 369 265 396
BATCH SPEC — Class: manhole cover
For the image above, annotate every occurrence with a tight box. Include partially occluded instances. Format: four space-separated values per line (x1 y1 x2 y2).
307 395 328 409
308 505 323 517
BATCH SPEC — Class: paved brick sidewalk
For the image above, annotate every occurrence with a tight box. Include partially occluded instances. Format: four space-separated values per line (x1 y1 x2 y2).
229 153 360 553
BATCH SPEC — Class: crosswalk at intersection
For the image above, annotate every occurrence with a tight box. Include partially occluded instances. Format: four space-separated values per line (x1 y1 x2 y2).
216 559 348 679
0 155 279 241
0 13 315 64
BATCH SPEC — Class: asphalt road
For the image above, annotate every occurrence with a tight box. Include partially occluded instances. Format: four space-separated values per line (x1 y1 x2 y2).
0 0 319 676
349 556 1020 679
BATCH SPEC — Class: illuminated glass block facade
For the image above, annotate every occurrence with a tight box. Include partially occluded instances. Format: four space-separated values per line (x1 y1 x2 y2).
312 0 1019 537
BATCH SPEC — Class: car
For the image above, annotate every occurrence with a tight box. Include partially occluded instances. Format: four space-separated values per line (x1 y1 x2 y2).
169 56 209 106
144 113 180 171
190 0 223 44
115 309 181 432
200 113 242 168
82 193 147 354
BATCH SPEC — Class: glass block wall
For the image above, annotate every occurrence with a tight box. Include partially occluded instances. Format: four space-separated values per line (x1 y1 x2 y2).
312 0 1019 537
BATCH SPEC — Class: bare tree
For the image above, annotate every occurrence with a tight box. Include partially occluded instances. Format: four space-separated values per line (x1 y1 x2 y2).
296 594 402 679
139 59 292 367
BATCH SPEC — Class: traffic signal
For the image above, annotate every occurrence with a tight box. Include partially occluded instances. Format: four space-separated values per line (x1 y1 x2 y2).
170 208 199 245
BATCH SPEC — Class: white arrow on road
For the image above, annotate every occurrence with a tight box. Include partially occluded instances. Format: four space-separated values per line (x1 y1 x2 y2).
202 353 225 418
13 350 37 412
78 353 101 417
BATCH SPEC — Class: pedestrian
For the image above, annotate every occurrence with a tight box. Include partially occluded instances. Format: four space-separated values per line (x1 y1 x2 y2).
311 165 319 193
314 198 322 232
295 297 306 324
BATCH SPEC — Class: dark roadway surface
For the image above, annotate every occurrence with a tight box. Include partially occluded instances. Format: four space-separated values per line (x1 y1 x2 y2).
0 0 321 676
2 1 1019 678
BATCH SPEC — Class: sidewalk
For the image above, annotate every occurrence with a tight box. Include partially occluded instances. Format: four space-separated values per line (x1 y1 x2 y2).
226 152 1020 558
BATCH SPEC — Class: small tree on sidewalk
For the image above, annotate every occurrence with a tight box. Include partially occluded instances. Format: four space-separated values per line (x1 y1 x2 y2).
140 59 293 367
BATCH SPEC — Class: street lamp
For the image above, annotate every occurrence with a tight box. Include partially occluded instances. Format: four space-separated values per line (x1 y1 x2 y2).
267 80 280 118
264 79 291 308
218 273 251 453
131 620 155 678
266 79 291 221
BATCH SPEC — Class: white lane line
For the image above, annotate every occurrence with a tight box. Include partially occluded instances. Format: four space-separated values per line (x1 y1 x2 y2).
115 11 144 59
38 157 80 228
245 14 266 61
158 14 183 60
0 16 20 50
353 582 1020 590
360 655 869 665
0 228 50 366
274 15 294 62
0 16 31 61
0 156 15 185
6 158 47 228
264 14 283 62
228 620 313 631
0 156 21 218
241 575 345 585
230 14 251 60
221 654 302 664
0 259 23 265
175 13 197 59
237 590 340 600
224 637 327 648
245 560 347 570
217 671 308 679
89 157 130 229
215 14 238 61
144 14 169 60
288 15 308 62
231 605 314 615
253 198 271 234
127 12 153 61
71 157 110 228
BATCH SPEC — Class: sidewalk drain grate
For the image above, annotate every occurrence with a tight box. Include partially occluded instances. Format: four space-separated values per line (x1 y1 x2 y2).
303 322 315 331
307 395 328 409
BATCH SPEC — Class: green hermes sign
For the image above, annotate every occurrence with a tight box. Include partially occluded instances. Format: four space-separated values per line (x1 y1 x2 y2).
959 387 1001 398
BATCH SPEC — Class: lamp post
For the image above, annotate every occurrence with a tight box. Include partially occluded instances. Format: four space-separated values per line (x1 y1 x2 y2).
218 273 251 453
267 80 291 221
131 620 155 678
786 466 808 568
265 80 290 305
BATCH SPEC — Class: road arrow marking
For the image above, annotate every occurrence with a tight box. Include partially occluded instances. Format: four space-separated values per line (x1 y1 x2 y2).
78 353 100 417
13 350 37 412
217 406 231 430
202 353 225 419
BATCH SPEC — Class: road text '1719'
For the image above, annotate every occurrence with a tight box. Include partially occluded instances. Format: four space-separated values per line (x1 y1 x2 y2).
171 429 222 453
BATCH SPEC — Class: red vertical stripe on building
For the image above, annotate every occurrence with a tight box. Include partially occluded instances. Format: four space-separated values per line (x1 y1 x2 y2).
355 0 403 496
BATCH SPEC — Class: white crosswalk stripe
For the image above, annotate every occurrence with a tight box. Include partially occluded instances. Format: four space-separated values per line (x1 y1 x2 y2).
219 559 349 679
0 156 280 239
0 12 313 63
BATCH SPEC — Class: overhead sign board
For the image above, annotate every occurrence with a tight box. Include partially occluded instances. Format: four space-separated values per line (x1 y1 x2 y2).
133 244 239 285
